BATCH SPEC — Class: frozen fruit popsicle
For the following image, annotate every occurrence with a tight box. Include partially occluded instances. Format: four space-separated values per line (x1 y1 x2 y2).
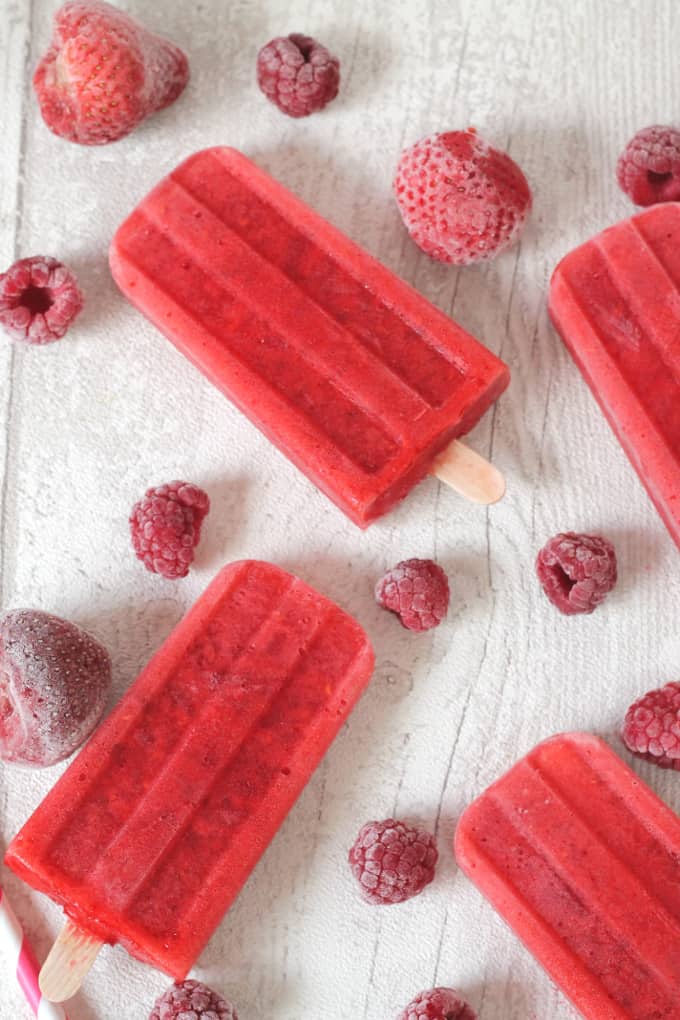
5 560 374 1000
455 732 680 1019
550 204 680 549
109 147 509 527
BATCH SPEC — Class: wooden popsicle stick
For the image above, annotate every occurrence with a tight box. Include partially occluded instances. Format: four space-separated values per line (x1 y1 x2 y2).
431 439 506 505
39 921 103 1003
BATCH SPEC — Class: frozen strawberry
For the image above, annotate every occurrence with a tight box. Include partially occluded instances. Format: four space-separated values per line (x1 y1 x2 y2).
394 129 531 265
33 0 189 145
0 609 111 767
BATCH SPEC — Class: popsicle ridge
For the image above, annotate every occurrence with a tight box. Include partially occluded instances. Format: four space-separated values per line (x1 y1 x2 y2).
185 148 467 405
119 217 402 476
550 204 680 547
494 765 680 986
456 733 680 1019
161 173 434 424
6 561 375 978
36 560 287 881
110 147 509 525
75 577 331 908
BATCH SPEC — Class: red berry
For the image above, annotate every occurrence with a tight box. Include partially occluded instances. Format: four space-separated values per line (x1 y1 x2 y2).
393 129 531 265
349 818 438 905
536 532 617 615
396 987 476 1020
130 481 210 580
617 125 680 206
622 681 680 770
395 987 477 1020
0 256 83 345
375 558 449 632
257 33 340 118
149 980 238 1020
33 0 189 145
0 609 111 767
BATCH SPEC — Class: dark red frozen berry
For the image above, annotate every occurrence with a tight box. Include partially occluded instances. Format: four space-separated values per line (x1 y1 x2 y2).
257 33 340 117
536 532 617 615
130 480 210 580
349 818 438 905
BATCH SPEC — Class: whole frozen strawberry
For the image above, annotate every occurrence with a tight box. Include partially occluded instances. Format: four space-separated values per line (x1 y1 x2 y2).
33 0 189 145
0 609 111 767
394 129 532 265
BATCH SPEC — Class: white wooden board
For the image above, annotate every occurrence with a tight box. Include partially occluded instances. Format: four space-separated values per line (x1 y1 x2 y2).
2 1 680 1018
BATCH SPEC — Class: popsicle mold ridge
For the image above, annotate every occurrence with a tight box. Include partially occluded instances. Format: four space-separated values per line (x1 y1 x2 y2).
6 560 375 980
550 203 680 549
456 731 680 1019
109 146 509 526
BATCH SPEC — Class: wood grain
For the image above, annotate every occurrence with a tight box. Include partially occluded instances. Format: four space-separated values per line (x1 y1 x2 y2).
2 2 680 1019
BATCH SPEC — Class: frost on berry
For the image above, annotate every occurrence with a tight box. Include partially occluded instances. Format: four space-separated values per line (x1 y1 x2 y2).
130 480 210 580
33 0 189 145
257 33 340 117
149 979 238 1020
396 987 477 1020
0 256 83 344
617 125 680 206
375 558 449 632
622 681 680 770
535 532 617 615
393 129 531 265
0 609 111 767
349 818 438 905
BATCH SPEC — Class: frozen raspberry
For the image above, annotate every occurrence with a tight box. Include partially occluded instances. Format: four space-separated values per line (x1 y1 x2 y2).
375 558 449 632
34 1 189 145
0 256 83 345
394 129 532 265
130 481 210 580
257 33 340 117
349 818 438 905
622 681 680 770
0 609 111 767
396 987 477 1020
616 125 680 205
536 532 617 616
149 980 238 1020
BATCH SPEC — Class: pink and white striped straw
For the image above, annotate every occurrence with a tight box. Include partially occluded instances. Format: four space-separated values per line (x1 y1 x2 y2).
0 885 69 1019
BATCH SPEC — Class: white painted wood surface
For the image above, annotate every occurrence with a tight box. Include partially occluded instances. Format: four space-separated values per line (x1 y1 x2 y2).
2 1 680 1018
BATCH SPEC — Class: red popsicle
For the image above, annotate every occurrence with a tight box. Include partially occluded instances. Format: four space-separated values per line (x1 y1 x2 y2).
455 732 680 1019
6 560 374 1000
109 147 509 527
550 204 680 549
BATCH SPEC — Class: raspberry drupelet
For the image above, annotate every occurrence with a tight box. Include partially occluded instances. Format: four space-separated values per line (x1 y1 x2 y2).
394 129 531 265
622 681 680 770
617 125 680 205
349 818 438 905
0 256 83 344
257 33 340 117
130 481 210 580
536 532 617 615
375 558 449 632
149 980 238 1020
396 987 477 1020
